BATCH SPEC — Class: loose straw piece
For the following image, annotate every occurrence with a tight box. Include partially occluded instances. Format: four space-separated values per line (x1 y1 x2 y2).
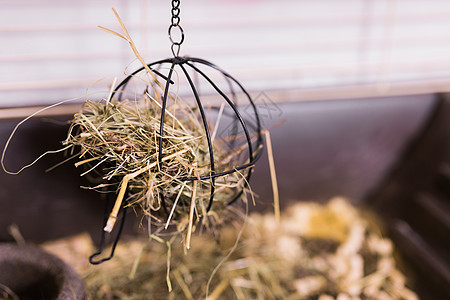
165 168 193 229
210 102 225 143
0 92 104 176
185 164 198 249
264 130 280 223
165 240 173 292
7 224 26 245
207 279 229 300
98 8 161 88
173 270 194 300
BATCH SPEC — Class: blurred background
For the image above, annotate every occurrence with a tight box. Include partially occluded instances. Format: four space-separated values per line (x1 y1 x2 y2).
0 1 449 299
1 0 450 107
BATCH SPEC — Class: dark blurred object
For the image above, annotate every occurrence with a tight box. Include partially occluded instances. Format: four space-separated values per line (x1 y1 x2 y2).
367 93 450 299
251 93 437 205
0 116 108 245
0 243 86 300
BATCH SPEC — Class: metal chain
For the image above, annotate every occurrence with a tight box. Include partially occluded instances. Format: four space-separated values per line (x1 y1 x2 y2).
168 0 184 57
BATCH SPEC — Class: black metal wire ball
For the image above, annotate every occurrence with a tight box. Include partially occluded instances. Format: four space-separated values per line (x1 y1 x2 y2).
88 56 263 264
86 1 263 263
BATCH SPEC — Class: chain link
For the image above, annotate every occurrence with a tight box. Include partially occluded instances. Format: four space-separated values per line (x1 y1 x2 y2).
168 0 184 56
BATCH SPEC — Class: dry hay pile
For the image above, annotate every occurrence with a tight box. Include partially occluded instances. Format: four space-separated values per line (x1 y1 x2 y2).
64 95 245 244
82 197 418 300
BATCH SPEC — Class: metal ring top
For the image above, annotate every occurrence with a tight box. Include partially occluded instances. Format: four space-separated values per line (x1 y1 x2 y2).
168 24 185 45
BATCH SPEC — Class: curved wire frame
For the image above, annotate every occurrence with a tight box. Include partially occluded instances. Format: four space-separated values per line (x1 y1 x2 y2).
90 56 263 263
89 200 127 264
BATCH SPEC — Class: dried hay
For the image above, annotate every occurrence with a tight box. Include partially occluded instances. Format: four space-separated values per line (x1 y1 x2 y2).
77 197 418 300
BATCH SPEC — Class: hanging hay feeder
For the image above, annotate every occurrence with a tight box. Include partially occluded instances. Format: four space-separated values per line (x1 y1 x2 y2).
64 5 262 263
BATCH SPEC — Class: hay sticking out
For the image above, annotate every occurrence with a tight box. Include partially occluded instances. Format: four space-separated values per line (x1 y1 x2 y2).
77 197 418 299
64 94 246 242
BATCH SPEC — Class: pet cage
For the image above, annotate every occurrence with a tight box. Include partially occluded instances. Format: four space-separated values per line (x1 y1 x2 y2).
0 0 449 299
